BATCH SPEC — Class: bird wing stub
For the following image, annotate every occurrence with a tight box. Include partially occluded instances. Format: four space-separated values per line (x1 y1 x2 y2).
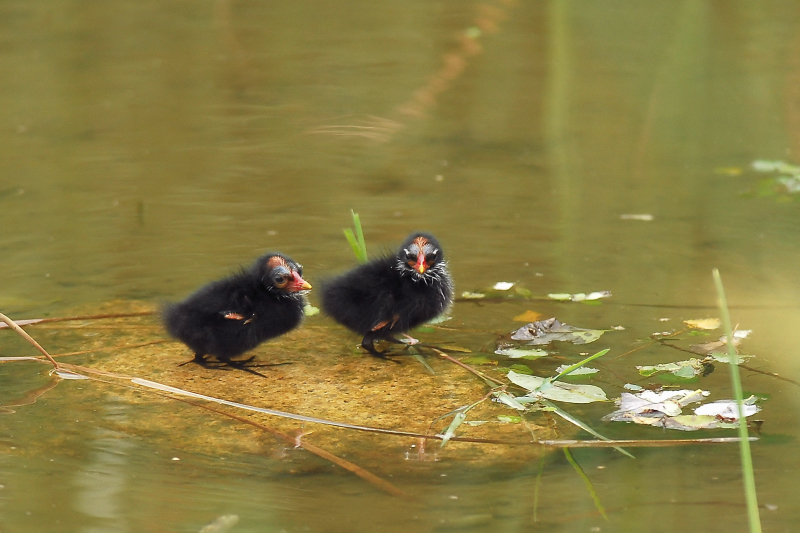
371 315 400 332
222 312 254 324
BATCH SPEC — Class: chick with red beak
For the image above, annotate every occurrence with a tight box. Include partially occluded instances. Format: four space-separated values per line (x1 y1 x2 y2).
321 232 453 358
164 252 311 367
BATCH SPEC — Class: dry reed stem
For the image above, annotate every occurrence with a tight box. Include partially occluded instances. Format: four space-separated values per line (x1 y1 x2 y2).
0 312 59 368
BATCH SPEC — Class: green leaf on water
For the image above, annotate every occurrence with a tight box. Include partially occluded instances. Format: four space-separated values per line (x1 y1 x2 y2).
507 371 608 404
494 347 549 359
636 358 704 378
508 364 534 375
511 317 608 345
493 391 526 411
303 304 320 316
497 415 522 423
460 291 486 299
555 365 599 376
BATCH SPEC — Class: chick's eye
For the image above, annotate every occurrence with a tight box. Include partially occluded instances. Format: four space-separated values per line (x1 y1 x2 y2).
406 254 417 265
273 275 287 285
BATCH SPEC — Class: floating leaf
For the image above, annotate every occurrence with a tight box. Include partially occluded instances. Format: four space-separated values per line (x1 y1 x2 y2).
507 371 608 404
303 304 320 317
604 389 709 421
752 159 800 174
510 317 607 345
690 330 750 355
663 415 736 431
776 175 800 193
709 353 754 364
198 515 240 533
552 349 609 380
497 415 522 423
513 310 544 322
493 282 515 291
461 291 485 299
514 287 532 298
636 359 704 378
555 365 598 376
619 214 654 221
494 391 527 411
684 318 721 330
600 389 761 430
508 364 534 375
548 291 612 302
694 399 761 420
494 347 548 359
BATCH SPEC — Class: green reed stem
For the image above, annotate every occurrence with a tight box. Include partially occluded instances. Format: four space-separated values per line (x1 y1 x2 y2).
343 210 368 264
712 268 761 533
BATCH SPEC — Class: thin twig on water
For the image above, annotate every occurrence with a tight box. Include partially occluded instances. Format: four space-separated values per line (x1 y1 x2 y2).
0 312 59 368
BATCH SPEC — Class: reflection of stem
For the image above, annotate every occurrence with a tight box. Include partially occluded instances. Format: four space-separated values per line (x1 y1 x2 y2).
310 1 517 142
564 447 609 522
1 340 169 361
167 395 414 500
0 312 59 368
0 378 60 414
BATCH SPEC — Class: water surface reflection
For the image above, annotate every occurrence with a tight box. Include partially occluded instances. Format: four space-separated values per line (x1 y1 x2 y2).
2 1 800 531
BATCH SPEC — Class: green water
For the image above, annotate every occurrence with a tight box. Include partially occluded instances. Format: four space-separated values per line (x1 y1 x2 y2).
3 1 800 531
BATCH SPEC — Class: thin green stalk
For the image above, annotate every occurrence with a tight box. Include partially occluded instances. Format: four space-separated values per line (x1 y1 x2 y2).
712 268 761 533
532 456 544 522
544 400 633 459
343 210 368 264
563 448 609 521
552 348 610 381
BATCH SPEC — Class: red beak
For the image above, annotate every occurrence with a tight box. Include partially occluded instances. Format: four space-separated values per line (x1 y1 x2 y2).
290 271 312 292
415 254 427 274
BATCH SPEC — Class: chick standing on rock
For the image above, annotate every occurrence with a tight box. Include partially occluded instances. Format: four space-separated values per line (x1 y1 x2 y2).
320 232 453 358
163 253 311 367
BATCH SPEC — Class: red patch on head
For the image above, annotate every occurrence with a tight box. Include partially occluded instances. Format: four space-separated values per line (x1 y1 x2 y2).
411 236 429 252
267 256 288 270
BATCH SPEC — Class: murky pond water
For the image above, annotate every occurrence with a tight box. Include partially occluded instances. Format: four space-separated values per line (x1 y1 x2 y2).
3 1 800 531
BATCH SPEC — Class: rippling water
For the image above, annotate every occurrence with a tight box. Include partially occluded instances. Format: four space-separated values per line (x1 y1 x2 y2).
2 1 800 531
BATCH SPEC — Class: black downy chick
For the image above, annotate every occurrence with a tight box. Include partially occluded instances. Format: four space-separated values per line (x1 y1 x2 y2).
163 253 311 366
320 232 453 358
